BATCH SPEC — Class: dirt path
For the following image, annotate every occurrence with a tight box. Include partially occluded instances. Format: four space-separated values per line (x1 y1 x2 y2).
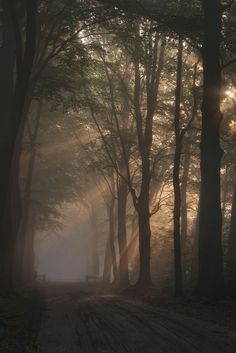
37 283 236 353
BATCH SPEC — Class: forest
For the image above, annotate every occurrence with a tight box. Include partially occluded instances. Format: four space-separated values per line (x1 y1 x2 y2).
1 0 236 352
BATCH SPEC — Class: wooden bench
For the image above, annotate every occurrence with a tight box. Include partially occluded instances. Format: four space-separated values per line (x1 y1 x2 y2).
85 275 101 283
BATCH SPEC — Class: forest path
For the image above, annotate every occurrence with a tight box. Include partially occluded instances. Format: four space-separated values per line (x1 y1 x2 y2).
37 283 236 353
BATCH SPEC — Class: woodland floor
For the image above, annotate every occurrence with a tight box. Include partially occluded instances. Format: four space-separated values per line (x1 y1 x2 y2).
0 289 42 353
35 283 236 353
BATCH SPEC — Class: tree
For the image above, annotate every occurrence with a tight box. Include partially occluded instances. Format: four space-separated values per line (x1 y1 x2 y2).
226 184 236 291
172 35 185 296
81 23 167 287
173 38 199 295
14 99 43 284
0 0 38 291
132 27 165 287
196 0 225 297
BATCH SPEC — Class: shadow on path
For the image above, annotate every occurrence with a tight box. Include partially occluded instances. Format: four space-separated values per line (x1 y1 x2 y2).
37 283 236 353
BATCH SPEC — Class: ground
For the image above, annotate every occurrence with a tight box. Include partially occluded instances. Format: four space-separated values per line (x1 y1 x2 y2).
36 283 236 353
0 289 41 353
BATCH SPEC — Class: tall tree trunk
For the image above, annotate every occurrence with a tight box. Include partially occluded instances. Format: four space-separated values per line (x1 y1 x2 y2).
117 176 129 288
107 196 118 284
134 36 165 288
6 94 36 287
181 146 191 280
196 0 224 297
21 211 36 284
0 3 15 291
173 35 183 296
226 184 236 290
14 99 42 284
221 166 229 229
137 184 152 287
1 0 38 228
103 238 112 285
127 212 139 282
90 205 100 277
0 1 15 230
0 0 37 291
190 200 200 286
11 88 36 242
181 148 191 246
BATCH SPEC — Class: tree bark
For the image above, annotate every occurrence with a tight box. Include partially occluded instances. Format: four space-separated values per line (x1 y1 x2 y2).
107 196 118 284
0 6 15 291
226 184 236 288
103 238 112 285
0 0 38 291
117 176 129 288
21 212 35 284
173 35 183 296
14 99 42 284
181 146 191 282
181 149 191 247
137 195 152 286
221 166 229 227
133 34 165 287
196 0 225 297
90 205 100 277
0 1 15 229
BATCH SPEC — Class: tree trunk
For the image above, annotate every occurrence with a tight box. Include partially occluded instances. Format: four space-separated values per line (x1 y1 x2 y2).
181 146 191 281
173 35 183 296
11 88 36 240
103 239 112 285
226 184 236 290
90 205 100 277
190 201 200 286
1 0 38 228
137 190 152 287
221 166 229 229
134 37 165 287
21 212 36 284
0 1 15 229
0 3 15 292
107 197 118 284
181 149 191 246
196 0 224 297
0 1 37 291
14 99 42 284
127 212 139 282
117 177 129 288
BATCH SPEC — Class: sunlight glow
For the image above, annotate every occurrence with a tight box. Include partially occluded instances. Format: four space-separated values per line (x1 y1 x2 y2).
225 89 236 99
229 120 236 133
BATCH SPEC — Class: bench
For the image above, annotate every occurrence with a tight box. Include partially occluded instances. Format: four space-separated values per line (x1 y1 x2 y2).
85 275 101 283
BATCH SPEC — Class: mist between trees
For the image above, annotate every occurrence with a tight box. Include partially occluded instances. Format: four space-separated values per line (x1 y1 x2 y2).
1 0 236 298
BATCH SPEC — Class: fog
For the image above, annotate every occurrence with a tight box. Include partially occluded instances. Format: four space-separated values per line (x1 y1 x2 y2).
35 204 93 282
